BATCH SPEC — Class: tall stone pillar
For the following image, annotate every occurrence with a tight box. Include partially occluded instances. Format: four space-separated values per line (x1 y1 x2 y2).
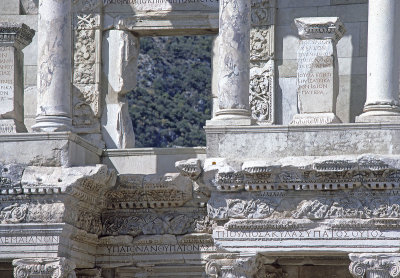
356 0 400 123
13 257 76 278
0 22 35 133
349 253 400 278
211 35 220 118
207 0 253 125
32 0 73 132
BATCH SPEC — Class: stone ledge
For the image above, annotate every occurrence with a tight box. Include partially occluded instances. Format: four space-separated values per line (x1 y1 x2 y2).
103 147 206 175
0 132 102 166
205 123 400 160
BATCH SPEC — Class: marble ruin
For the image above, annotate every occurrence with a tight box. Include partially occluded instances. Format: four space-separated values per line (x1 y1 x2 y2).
1 0 400 277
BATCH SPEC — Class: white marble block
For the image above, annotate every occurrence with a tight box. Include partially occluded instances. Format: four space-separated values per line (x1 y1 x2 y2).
291 17 345 125
0 23 35 133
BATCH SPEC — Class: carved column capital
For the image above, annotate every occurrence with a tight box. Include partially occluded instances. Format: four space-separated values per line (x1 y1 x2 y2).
349 253 400 278
13 257 76 278
205 256 262 278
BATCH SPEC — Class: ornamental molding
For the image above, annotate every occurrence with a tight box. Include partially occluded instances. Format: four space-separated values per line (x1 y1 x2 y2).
13 257 76 278
105 173 193 209
349 253 400 278
200 155 400 192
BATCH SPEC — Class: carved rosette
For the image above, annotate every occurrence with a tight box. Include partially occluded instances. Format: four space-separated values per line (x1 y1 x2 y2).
72 1 102 132
13 257 76 278
349 254 400 278
249 0 275 124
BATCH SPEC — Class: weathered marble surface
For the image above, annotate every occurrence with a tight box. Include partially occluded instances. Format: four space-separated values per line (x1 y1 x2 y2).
0 23 35 133
32 0 73 132
102 30 138 149
292 17 345 125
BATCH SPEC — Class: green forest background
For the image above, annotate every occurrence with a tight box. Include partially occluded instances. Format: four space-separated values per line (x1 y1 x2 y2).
127 36 214 148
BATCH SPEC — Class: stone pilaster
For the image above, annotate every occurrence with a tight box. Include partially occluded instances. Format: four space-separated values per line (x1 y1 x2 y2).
207 0 253 126
291 17 345 125
13 257 76 278
0 22 35 133
356 0 400 123
205 256 261 278
32 0 73 132
349 253 400 278
101 29 139 149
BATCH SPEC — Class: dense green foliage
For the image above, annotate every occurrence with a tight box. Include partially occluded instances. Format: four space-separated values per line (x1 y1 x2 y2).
127 36 213 148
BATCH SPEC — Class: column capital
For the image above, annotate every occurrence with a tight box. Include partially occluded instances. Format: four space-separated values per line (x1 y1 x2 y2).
0 22 35 50
205 256 266 278
349 253 400 278
13 257 76 278
294 17 345 43
205 257 287 278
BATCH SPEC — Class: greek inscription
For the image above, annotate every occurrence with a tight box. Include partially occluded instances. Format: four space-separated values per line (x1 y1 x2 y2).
214 229 387 240
104 244 214 255
0 236 59 244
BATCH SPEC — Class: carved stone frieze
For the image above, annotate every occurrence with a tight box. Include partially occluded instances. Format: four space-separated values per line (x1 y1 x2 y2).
13 257 76 278
0 203 28 224
208 188 400 220
102 208 211 236
349 253 400 278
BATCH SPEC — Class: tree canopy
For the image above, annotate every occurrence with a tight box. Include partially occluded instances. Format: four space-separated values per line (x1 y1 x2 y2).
127 36 213 148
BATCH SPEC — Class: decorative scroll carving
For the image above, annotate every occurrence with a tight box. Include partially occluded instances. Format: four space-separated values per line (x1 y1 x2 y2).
72 1 102 133
208 188 400 220
249 61 274 123
205 257 262 278
250 28 274 61
249 0 275 124
13 257 76 278
0 203 28 224
102 210 211 236
349 253 400 278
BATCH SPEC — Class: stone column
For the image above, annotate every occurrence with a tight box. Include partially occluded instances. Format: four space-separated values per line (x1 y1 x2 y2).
0 22 35 133
349 253 400 278
291 17 345 125
211 35 220 118
13 257 76 278
356 0 400 123
32 0 73 132
207 0 253 126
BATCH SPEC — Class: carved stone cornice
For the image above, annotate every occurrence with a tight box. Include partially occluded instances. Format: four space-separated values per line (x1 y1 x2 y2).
0 22 35 49
203 156 400 192
13 257 76 278
349 253 400 278
105 173 193 209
